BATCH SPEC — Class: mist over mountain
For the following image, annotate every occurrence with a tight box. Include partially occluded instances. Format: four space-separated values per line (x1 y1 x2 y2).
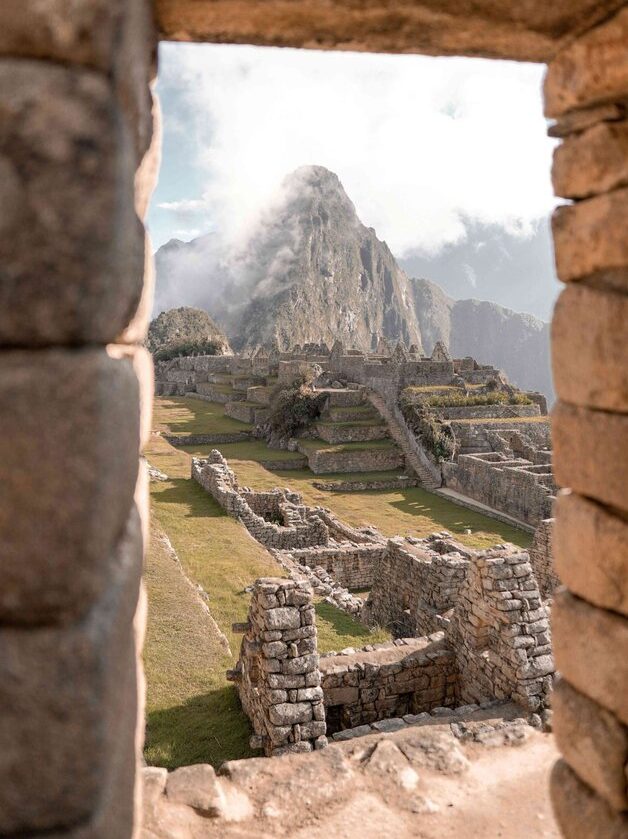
399 219 560 322
410 279 553 401
154 165 554 399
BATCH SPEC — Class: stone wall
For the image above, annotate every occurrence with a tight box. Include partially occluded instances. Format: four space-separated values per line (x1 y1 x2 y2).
320 635 459 733
280 543 386 590
0 2 158 835
528 519 558 600
192 452 329 550
447 550 554 713
305 445 404 474
230 578 327 756
443 452 556 526
363 536 471 637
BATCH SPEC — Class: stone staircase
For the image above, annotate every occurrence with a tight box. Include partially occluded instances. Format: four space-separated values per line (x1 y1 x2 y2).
366 390 442 489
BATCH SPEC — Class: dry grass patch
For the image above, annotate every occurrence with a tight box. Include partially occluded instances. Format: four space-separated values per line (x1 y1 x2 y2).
153 396 252 437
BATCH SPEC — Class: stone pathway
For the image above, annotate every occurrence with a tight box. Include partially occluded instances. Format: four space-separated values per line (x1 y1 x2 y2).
142 710 560 839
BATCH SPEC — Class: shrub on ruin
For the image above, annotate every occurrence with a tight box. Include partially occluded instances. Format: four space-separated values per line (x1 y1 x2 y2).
153 339 221 361
267 380 327 438
400 395 456 462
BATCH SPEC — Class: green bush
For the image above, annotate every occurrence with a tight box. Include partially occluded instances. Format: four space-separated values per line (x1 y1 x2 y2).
400 395 456 462
153 340 221 362
267 380 327 438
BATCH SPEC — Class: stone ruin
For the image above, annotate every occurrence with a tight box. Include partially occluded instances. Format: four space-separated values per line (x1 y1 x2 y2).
231 547 554 753
229 578 327 757
191 451 555 753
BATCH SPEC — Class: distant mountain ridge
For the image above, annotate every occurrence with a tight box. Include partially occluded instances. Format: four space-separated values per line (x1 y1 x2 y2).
154 165 554 400
410 279 553 401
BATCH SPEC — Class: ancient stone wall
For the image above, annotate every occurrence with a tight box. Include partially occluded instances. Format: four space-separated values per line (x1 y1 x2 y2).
320 635 459 733
442 452 556 526
192 452 329 550
154 354 236 395
0 3 158 835
363 536 471 637
528 519 558 600
304 445 404 474
280 544 386 590
230 578 327 756
446 550 554 713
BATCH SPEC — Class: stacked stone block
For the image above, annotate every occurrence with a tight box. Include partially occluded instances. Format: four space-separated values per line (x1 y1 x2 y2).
192 452 329 549
0 3 157 836
232 578 327 756
528 518 558 600
442 451 556 527
544 8 628 834
446 550 554 713
363 536 471 637
320 635 458 733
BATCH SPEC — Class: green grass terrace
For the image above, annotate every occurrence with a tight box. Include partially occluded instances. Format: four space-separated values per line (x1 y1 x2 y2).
144 396 534 769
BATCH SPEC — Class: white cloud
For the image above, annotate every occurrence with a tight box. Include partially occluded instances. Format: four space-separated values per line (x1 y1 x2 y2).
155 44 557 256
158 198 209 213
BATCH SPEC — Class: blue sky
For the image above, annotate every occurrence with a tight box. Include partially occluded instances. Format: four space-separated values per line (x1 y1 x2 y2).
148 44 557 259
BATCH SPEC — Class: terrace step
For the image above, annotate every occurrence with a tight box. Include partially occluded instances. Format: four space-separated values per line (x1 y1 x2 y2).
225 400 270 425
315 421 389 445
327 405 380 422
321 388 367 408
196 382 245 404
297 439 403 474
366 391 442 490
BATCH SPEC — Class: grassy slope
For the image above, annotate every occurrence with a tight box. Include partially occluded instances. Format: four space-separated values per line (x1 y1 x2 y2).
144 424 391 767
182 449 531 551
153 396 252 436
143 519 255 769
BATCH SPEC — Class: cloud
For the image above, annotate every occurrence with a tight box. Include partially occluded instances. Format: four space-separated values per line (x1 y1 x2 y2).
158 198 209 214
152 44 557 258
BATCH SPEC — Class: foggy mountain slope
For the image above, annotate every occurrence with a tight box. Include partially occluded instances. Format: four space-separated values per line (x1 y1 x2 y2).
154 164 553 399
399 220 560 322
155 166 422 353
411 278 553 401
224 166 423 352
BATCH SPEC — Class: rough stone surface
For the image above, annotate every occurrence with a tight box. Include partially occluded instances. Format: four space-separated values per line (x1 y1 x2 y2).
551 284 628 412
551 188 628 286
552 120 628 198
552 590 628 725
0 349 140 624
552 678 628 811
545 6 628 117
551 759 628 838
0 60 144 345
166 764 223 815
554 491 628 617
552 401 628 512
154 0 624 62
0 535 141 833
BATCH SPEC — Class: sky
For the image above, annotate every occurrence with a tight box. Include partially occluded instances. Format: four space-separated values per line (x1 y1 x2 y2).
149 43 560 318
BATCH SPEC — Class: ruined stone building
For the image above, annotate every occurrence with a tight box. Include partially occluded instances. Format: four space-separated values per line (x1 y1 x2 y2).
1 2 626 838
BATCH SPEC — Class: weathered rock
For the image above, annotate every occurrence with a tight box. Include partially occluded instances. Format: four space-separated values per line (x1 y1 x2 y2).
165 764 224 815
552 401 628 511
552 678 628 810
551 189 628 285
0 349 140 624
551 284 628 412
554 491 628 616
0 61 145 345
545 7 628 117
551 759 628 838
552 590 628 725
0 536 140 833
552 121 628 198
